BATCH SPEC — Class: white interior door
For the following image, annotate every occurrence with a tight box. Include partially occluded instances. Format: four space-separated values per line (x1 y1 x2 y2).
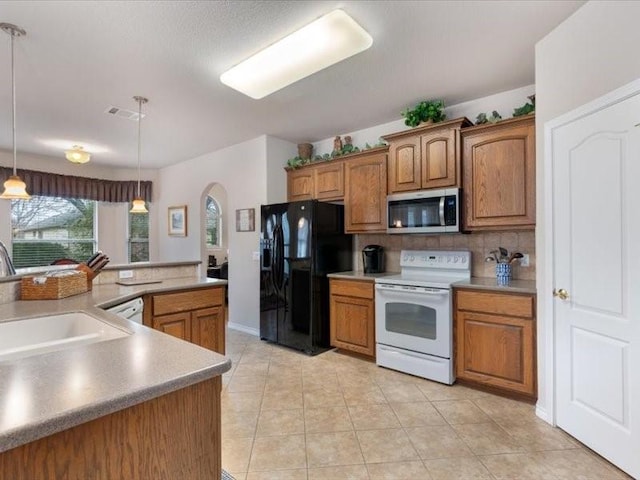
552 92 640 478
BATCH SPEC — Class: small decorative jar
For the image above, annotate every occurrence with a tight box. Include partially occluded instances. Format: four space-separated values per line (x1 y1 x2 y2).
496 263 512 285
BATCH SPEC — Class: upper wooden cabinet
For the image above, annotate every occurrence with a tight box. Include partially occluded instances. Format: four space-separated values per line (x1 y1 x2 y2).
286 159 345 202
462 115 536 230
383 118 472 193
344 147 388 233
314 161 345 200
287 168 314 201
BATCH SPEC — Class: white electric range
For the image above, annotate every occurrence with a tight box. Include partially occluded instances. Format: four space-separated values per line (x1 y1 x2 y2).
375 250 471 385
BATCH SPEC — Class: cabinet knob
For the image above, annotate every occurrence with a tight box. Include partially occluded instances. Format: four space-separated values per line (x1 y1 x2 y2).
553 288 569 300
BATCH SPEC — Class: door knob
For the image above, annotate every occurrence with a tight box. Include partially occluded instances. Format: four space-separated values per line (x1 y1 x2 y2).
553 288 569 300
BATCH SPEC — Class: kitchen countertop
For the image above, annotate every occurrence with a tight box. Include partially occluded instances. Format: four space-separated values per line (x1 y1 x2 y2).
453 277 537 294
0 276 230 453
328 271 536 295
327 271 398 281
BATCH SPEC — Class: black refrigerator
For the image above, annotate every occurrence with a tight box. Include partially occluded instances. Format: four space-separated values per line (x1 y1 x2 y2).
260 200 352 355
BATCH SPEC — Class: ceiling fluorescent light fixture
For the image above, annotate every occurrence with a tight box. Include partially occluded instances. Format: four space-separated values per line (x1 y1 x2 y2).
65 145 91 164
220 9 372 99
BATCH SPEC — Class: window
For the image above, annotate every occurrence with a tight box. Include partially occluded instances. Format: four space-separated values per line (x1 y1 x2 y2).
11 196 96 268
206 195 221 248
128 210 149 263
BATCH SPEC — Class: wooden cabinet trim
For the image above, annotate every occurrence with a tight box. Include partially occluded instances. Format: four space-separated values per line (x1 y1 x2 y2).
330 279 374 299
152 287 223 316
456 289 534 318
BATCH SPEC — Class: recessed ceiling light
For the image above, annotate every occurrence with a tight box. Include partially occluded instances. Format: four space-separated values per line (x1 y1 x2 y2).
220 9 373 99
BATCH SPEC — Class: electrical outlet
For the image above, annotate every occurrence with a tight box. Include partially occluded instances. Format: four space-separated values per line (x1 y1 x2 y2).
252 251 260 261
520 254 530 267
119 270 134 279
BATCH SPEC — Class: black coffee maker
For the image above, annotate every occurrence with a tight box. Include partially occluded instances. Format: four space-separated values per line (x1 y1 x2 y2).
362 245 384 273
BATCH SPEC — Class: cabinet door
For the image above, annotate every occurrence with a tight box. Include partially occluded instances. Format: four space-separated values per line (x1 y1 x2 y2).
153 312 192 342
191 306 225 354
462 117 535 230
456 310 535 396
330 279 375 357
314 162 344 200
387 136 421 193
421 128 458 188
287 168 314 201
345 152 387 233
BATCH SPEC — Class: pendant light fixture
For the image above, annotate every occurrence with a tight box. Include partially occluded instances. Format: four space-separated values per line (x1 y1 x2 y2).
130 96 148 213
65 145 91 164
0 23 30 200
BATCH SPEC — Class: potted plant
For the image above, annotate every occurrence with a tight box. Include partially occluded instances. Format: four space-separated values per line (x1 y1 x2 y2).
401 100 446 127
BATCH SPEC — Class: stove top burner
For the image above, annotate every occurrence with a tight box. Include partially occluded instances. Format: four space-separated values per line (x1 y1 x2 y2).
375 250 471 288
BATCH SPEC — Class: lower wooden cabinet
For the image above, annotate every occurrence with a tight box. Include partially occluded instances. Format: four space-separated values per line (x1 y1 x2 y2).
454 288 536 398
330 278 375 357
143 285 226 355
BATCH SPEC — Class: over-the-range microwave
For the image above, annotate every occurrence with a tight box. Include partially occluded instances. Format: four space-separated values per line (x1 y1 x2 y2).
387 188 460 234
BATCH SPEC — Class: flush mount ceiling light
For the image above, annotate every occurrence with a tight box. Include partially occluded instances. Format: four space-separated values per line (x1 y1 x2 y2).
65 145 91 164
130 96 148 214
220 9 373 99
0 23 30 200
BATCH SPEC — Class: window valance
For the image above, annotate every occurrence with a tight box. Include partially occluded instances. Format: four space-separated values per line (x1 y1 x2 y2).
0 167 152 203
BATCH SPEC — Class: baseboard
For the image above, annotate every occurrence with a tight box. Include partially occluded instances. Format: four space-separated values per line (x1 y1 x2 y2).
535 404 552 425
227 322 259 337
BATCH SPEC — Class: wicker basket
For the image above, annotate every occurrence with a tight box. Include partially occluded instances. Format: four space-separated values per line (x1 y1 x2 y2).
21 270 89 300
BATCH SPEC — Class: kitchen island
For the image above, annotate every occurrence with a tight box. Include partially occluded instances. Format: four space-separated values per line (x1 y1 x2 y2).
0 277 230 479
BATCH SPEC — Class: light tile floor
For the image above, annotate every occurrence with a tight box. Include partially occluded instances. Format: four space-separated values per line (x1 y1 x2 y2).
221 329 631 480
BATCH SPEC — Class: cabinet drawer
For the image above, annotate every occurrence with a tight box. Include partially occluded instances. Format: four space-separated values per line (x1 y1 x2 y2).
330 279 374 300
456 290 533 318
153 287 223 316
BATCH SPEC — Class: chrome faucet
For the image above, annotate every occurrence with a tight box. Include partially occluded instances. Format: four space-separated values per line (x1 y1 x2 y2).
0 241 16 276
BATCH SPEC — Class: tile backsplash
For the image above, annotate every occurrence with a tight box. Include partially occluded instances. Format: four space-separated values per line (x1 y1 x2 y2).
356 230 535 280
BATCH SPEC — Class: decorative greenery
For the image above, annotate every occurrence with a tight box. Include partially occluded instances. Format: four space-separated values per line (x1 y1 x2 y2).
401 100 446 127
286 138 388 169
513 94 536 117
475 111 502 125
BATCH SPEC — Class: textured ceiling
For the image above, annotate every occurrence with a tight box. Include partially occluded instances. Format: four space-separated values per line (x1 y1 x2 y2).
0 0 584 168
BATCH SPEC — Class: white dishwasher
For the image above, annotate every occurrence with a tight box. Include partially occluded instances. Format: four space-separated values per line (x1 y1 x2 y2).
106 297 144 324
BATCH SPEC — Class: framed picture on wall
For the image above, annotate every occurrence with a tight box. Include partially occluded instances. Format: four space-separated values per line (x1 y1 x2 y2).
236 208 255 232
168 205 187 236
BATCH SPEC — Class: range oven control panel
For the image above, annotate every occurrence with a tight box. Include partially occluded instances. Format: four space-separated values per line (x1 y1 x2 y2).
400 250 471 270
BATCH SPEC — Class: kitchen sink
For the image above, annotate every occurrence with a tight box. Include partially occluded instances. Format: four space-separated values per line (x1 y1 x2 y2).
0 311 131 362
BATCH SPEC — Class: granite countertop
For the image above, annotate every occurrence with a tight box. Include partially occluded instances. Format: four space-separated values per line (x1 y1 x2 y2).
453 277 537 294
327 271 398 281
0 277 230 453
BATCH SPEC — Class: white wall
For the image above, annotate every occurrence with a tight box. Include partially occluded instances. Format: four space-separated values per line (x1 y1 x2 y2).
535 0 640 423
156 136 269 334
265 136 296 204
0 150 158 264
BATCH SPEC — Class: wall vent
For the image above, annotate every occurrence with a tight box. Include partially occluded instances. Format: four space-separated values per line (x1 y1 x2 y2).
104 106 145 121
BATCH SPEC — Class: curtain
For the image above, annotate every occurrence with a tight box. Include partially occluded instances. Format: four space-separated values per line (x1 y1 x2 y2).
0 167 152 203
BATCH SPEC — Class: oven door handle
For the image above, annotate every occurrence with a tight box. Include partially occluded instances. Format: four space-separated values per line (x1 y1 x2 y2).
376 284 449 295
